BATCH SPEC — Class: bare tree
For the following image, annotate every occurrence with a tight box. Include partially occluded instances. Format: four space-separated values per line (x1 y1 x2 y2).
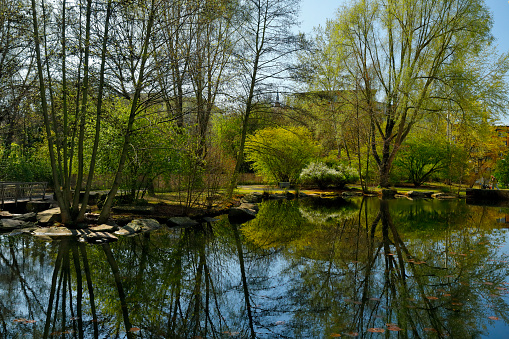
227 0 303 198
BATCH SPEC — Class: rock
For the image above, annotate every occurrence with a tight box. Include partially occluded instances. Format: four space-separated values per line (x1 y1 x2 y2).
12 212 37 222
84 231 118 243
115 219 160 236
112 205 154 215
37 207 62 225
239 203 259 212
33 226 74 237
407 191 433 198
228 207 257 224
240 192 263 204
114 228 133 236
84 213 100 223
10 226 38 236
89 224 118 232
381 189 397 199
0 219 27 231
167 217 199 228
0 211 13 218
432 193 457 199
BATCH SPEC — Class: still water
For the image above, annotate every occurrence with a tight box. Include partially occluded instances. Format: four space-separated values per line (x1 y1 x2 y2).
2 197 509 338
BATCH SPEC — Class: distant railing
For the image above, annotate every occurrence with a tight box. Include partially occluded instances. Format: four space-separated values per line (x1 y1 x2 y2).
0 182 48 207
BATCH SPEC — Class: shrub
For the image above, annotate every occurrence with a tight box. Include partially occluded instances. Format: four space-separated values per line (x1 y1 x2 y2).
300 162 358 189
0 143 52 184
244 126 320 184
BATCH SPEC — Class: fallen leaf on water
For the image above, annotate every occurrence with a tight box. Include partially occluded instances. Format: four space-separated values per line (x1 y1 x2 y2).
443 293 452 297
483 282 494 285
451 302 463 306
387 325 402 332
496 287 507 290
13 319 26 323
488 316 500 320
367 328 385 333
129 327 140 332
369 297 381 301
344 332 359 337
25 320 36 324
330 333 341 337
386 253 394 256
458 254 467 257
426 296 439 300
459 282 469 286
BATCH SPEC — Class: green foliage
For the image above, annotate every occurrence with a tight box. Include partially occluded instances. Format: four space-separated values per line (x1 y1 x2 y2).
94 99 181 197
393 134 463 187
300 162 358 189
0 143 52 184
244 126 320 184
495 155 509 188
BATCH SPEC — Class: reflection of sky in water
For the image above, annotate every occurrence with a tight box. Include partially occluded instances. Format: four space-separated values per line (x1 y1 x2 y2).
480 229 509 338
4 199 509 337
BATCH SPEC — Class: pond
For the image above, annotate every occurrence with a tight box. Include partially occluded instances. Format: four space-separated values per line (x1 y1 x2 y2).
2 197 509 338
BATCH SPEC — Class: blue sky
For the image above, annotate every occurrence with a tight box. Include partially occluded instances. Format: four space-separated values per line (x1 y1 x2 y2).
298 0 509 55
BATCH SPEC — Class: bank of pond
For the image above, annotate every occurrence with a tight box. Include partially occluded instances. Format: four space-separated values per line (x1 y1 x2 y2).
2 196 509 338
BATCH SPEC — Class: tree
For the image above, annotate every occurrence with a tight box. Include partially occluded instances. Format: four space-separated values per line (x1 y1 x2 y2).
30 0 163 225
393 133 456 187
0 0 36 160
306 0 509 187
244 126 320 184
227 0 303 197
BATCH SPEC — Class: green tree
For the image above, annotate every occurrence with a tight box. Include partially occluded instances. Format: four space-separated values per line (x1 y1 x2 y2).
304 0 508 187
31 0 162 224
393 134 459 187
495 153 509 188
244 126 320 184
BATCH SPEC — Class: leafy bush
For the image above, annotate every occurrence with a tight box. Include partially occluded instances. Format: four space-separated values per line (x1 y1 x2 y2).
0 143 52 184
245 126 320 184
300 162 358 189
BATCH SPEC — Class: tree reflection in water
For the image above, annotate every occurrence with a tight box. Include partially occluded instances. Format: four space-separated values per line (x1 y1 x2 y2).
1 197 509 338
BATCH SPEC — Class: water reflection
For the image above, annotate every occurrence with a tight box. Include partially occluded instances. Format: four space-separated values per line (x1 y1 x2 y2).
2 198 509 338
